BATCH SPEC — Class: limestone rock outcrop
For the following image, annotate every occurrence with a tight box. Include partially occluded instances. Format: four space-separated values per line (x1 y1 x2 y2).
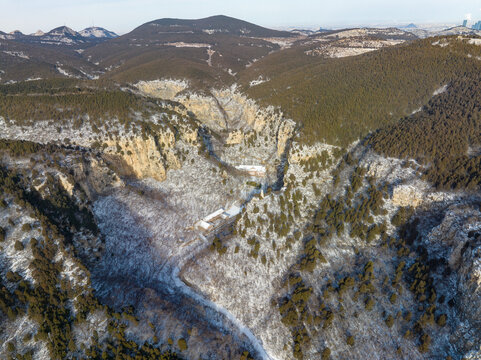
136 79 189 100
391 184 425 207
226 129 244 145
103 130 180 182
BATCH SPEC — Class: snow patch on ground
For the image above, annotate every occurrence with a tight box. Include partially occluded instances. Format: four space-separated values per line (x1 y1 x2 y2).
79 27 117 39
432 39 449 47
261 37 301 49
249 76 270 87
246 58 259 68
164 42 210 48
305 39 404 58
202 29 226 35
206 48 215 67
411 106 422 114
2 51 29 59
56 67 74 77
433 84 448 96
173 266 275 360
468 38 481 46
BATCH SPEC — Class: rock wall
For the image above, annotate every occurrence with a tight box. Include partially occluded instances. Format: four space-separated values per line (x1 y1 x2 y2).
391 184 425 207
136 79 189 100
103 129 181 183
226 129 244 145
135 80 295 158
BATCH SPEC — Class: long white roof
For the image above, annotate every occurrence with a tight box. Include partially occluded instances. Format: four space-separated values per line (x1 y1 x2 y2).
203 208 225 222
236 165 266 172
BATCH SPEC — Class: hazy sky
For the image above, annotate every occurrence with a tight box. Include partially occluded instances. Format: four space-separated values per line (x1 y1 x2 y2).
1 0 481 34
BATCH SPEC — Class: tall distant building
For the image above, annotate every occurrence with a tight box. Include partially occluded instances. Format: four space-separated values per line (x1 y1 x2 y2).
463 19 468 27
473 21 481 30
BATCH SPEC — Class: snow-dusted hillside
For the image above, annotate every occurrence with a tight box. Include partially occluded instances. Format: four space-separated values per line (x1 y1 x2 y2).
79 27 118 39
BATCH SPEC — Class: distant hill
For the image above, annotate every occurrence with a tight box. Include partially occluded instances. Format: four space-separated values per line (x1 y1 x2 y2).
311 27 417 41
79 27 118 39
436 25 481 36
290 29 317 35
82 15 297 87
0 31 15 40
1 16 299 85
133 15 294 38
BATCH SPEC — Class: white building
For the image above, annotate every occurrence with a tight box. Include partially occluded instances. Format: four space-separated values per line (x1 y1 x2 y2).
235 165 266 177
224 204 241 218
194 204 243 234
203 208 225 223
195 220 214 232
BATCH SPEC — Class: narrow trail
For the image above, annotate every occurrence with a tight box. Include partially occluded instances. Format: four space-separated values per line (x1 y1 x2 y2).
92 186 274 360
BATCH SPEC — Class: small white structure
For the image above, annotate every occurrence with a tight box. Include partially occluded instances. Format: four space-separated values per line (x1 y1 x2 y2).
194 204 243 234
235 165 266 177
468 38 481 46
224 204 241 218
195 220 214 232
203 208 225 223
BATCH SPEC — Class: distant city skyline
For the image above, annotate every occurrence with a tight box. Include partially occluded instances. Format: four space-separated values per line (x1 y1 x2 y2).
1 0 480 34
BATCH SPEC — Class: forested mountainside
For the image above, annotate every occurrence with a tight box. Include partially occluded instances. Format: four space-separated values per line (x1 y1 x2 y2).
1 15 481 360
367 69 481 191
242 37 481 146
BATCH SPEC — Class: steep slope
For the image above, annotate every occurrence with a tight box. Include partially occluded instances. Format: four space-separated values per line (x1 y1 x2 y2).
0 39 102 82
367 67 481 191
240 36 481 146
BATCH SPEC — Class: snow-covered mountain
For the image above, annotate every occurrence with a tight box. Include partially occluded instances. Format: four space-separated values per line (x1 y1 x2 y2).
47 26 79 37
31 29 45 36
0 25 117 49
36 26 86 45
79 27 117 39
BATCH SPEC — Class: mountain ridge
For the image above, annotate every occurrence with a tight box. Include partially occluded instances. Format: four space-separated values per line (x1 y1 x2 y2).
133 14 295 38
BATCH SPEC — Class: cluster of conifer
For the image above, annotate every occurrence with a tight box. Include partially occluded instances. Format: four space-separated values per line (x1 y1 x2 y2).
367 70 481 190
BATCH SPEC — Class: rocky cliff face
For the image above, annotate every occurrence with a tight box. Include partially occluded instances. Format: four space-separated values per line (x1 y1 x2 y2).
0 107 198 184
135 80 295 159
103 131 180 182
